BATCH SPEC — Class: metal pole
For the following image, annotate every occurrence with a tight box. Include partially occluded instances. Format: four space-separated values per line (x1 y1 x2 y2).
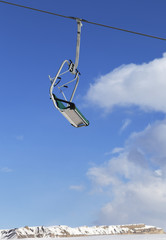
74 19 82 72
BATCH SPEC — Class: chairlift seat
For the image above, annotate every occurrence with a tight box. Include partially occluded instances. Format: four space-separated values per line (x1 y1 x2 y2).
53 94 89 128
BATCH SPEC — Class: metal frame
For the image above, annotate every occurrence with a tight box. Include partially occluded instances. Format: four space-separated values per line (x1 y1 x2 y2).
49 19 82 109
49 60 80 110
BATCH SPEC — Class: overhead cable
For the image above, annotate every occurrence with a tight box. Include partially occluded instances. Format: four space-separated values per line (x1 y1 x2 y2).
0 0 166 41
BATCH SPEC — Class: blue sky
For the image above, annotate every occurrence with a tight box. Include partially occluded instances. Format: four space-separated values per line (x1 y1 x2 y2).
0 0 166 231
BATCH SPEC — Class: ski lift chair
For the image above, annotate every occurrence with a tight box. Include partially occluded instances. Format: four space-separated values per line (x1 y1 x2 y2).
49 19 89 127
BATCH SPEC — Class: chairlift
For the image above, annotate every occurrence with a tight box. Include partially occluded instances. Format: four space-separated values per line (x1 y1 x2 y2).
49 19 89 128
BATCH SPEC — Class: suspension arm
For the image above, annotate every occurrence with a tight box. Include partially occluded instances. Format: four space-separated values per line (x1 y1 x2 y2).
73 19 82 73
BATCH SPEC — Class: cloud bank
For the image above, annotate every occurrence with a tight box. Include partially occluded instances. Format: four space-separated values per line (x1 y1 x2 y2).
87 119 166 229
86 53 166 113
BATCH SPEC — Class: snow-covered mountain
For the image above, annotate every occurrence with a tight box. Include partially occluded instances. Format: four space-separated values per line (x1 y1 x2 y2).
0 224 164 239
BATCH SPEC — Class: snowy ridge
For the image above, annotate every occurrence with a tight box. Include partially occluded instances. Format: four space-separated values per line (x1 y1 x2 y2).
0 224 164 239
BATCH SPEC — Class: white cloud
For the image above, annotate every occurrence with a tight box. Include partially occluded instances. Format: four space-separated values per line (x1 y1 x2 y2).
87 119 166 229
155 169 162 177
129 120 166 167
105 147 124 156
111 147 124 154
86 53 166 113
119 119 131 133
